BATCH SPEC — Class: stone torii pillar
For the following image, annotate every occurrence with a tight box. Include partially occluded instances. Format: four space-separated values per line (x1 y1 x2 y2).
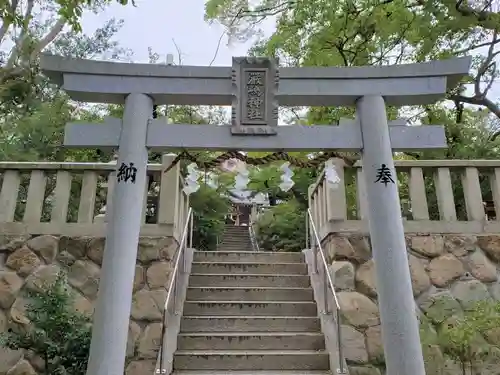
40 54 471 375
94 95 153 375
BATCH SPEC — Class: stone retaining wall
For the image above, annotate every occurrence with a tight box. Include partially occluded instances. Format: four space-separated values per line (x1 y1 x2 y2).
0 235 176 375
324 234 500 375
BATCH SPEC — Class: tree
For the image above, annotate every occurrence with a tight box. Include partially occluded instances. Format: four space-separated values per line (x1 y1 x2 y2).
255 199 306 252
0 0 133 119
420 299 500 375
205 0 500 132
0 1 136 224
0 271 92 375
0 0 134 35
204 0 500 239
190 185 231 250
0 0 133 161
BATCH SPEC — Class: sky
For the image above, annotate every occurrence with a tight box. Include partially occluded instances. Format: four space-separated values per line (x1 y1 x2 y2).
81 0 272 66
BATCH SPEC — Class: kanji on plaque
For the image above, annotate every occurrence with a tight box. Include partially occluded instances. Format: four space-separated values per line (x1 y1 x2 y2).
245 71 266 121
247 84 263 97
247 71 264 86
231 56 279 134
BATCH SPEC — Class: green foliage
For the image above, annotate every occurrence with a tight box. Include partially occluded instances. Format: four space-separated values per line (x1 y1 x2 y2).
255 200 305 252
203 0 500 235
189 185 231 250
0 0 135 32
247 162 316 208
420 300 500 374
0 272 92 375
204 0 500 158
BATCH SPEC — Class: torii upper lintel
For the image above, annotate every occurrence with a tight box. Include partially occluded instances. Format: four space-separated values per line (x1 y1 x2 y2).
40 53 471 107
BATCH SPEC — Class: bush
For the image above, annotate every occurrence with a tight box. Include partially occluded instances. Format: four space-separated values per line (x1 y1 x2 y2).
255 200 306 252
0 271 92 375
189 185 230 250
420 300 500 374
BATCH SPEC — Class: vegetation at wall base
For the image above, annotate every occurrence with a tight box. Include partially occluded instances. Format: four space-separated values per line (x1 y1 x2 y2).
419 299 500 375
0 271 91 375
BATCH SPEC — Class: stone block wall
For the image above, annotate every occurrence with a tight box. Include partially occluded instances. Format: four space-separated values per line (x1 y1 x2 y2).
324 234 500 375
0 235 177 375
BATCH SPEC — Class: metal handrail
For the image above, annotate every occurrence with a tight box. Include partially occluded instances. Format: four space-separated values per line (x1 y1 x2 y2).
157 207 193 374
249 221 260 252
306 208 346 374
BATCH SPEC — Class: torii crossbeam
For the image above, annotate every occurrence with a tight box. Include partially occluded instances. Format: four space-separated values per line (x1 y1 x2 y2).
63 117 446 151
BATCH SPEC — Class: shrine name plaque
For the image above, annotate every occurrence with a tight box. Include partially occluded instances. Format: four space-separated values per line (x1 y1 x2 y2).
231 56 279 135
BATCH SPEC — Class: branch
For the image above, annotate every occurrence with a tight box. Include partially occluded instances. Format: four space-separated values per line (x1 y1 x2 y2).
209 9 241 66
239 1 295 18
0 0 19 46
454 37 500 55
171 38 182 65
473 30 499 97
451 94 500 120
5 0 34 68
449 0 500 32
29 17 66 62
450 30 500 123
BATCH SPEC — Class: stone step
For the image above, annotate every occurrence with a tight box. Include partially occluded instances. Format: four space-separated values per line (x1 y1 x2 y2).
173 371 332 375
186 287 314 301
219 242 251 245
219 244 252 247
191 262 307 275
219 242 250 245
216 246 253 251
172 371 332 375
183 301 317 316
188 274 310 288
218 244 252 248
216 248 255 253
216 248 254 252
223 226 250 231
194 251 304 264
177 332 325 350
180 316 321 333
219 242 252 246
173 350 330 370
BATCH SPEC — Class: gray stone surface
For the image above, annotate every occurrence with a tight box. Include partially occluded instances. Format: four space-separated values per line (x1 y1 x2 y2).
231 57 278 130
338 291 380 328
341 325 368 364
330 261 355 291
355 260 377 297
66 119 448 152
40 54 471 106
467 249 497 283
451 279 492 309
324 234 500 374
428 253 464 287
418 290 462 323
0 235 177 375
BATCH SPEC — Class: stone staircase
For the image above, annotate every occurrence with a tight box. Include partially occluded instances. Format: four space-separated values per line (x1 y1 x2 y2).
217 225 253 251
171 250 333 374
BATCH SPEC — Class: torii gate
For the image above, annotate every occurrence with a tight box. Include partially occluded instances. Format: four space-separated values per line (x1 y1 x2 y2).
41 54 471 375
